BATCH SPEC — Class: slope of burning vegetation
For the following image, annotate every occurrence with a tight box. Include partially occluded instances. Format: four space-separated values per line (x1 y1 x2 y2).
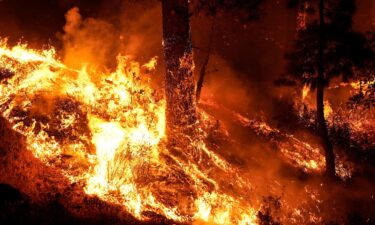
0 36 374 224
199 97 375 224
295 83 375 178
0 40 262 225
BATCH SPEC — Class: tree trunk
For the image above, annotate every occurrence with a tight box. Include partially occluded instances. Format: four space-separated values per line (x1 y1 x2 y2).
196 16 216 102
162 0 197 144
317 0 336 178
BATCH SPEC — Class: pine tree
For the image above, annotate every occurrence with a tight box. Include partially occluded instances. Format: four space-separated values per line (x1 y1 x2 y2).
287 0 374 178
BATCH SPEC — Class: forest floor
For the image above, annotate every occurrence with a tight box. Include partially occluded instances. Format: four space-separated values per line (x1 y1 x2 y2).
200 100 375 225
0 100 374 225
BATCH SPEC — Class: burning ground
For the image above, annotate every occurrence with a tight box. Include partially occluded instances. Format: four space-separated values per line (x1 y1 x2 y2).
0 2 375 225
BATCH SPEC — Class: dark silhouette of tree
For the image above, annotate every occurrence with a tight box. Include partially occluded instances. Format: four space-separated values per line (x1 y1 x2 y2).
191 0 264 102
287 0 374 178
195 15 216 102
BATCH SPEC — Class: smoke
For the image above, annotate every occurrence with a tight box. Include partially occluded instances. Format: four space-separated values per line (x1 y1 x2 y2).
61 7 120 69
116 1 164 88
199 55 254 114
58 2 164 88
118 2 162 62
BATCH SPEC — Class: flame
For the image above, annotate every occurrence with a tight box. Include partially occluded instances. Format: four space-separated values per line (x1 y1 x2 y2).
326 80 375 93
302 84 310 100
201 99 326 173
323 100 332 119
142 56 158 71
301 84 332 119
0 40 258 224
294 79 375 180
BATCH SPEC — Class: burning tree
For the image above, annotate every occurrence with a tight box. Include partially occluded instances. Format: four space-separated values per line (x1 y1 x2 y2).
161 0 198 147
287 0 374 178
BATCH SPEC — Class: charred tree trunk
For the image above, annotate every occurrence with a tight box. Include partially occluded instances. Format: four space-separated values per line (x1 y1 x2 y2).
162 0 197 144
317 0 336 178
196 16 216 102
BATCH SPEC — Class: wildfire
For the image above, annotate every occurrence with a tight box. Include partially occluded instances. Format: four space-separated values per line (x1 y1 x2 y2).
200 99 326 173
296 80 375 180
300 85 334 119
323 100 333 119
326 80 375 92
0 40 258 225
302 84 310 100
